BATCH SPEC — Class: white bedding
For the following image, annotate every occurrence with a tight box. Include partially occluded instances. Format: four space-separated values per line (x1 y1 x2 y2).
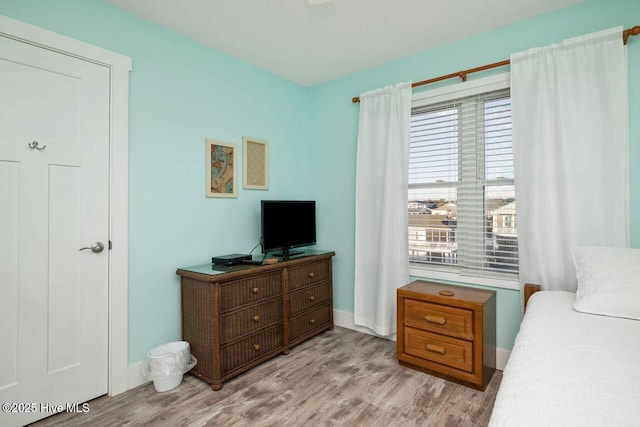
489 291 640 427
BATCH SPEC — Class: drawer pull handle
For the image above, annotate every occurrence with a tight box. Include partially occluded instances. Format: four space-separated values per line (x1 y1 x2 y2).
308 272 315 278
425 315 446 325
252 315 260 322
253 344 261 351
252 287 259 294
308 295 315 301
309 319 315 325
426 344 446 355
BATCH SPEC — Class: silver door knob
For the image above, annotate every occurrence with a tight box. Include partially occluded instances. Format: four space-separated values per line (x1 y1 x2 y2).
79 242 105 253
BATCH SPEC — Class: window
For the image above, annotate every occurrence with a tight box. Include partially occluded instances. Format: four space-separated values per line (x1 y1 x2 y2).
408 79 518 278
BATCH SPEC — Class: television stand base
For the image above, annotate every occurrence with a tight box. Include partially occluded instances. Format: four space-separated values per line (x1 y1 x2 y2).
273 250 305 260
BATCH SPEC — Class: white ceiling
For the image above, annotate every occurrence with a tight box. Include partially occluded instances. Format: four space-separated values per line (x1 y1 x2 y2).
103 0 583 86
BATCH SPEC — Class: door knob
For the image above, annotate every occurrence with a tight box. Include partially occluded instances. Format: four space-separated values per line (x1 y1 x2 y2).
79 242 105 253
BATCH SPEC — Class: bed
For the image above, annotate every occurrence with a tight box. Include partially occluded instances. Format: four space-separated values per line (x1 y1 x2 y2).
489 246 640 427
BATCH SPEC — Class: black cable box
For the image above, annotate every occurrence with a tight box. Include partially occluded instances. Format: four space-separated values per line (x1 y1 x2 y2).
212 253 252 266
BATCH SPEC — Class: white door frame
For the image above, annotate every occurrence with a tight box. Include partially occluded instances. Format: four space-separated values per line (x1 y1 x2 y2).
0 14 131 396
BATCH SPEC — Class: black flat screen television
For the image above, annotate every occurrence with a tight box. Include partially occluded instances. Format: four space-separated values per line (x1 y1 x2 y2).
261 200 316 258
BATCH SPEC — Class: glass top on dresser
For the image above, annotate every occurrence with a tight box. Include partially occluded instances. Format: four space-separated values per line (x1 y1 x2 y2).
178 250 333 277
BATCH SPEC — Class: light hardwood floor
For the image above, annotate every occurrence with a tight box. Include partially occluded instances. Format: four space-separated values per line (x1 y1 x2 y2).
32 327 501 427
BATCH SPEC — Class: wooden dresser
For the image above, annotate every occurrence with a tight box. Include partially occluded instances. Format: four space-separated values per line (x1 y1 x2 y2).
396 280 496 390
176 251 334 390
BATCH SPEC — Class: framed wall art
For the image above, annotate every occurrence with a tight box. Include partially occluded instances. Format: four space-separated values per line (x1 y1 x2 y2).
205 139 237 198
243 136 269 190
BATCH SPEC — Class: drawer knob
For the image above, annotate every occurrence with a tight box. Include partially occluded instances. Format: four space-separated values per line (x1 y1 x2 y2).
252 287 259 294
439 290 455 297
252 315 260 322
426 343 446 355
309 319 315 325
308 295 315 302
253 344 261 351
425 315 446 325
308 272 315 278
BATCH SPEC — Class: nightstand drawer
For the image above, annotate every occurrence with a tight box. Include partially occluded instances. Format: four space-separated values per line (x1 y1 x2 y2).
404 299 473 340
404 327 473 373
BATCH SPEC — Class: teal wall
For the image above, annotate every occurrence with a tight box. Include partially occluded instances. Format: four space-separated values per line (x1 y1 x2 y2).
2 0 638 361
307 0 640 351
0 0 312 364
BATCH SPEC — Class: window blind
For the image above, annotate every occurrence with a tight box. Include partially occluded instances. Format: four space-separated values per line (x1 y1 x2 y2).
408 88 518 277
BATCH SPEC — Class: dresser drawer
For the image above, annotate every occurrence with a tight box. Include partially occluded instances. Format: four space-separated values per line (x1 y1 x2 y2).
288 260 331 290
221 298 283 344
220 271 282 311
404 327 473 373
288 281 331 316
289 303 331 342
404 299 473 340
222 324 284 374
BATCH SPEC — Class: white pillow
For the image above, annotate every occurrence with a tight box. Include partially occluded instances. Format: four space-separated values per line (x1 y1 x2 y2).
572 246 640 320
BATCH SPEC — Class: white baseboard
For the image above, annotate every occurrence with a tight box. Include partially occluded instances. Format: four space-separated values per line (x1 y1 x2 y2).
333 309 511 371
127 361 150 390
496 347 510 371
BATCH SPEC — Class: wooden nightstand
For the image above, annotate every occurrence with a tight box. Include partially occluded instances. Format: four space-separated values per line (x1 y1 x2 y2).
397 280 496 391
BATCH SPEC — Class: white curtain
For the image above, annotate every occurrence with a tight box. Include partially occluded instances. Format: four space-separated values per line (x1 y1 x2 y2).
354 81 412 336
511 27 629 291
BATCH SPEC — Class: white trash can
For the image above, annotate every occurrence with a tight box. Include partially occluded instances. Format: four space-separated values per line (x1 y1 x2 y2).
143 341 197 392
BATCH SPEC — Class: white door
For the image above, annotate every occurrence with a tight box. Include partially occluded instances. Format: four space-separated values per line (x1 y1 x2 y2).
0 33 110 427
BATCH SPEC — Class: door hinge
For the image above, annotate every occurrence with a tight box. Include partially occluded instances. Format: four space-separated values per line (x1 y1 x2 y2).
109 240 112 250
